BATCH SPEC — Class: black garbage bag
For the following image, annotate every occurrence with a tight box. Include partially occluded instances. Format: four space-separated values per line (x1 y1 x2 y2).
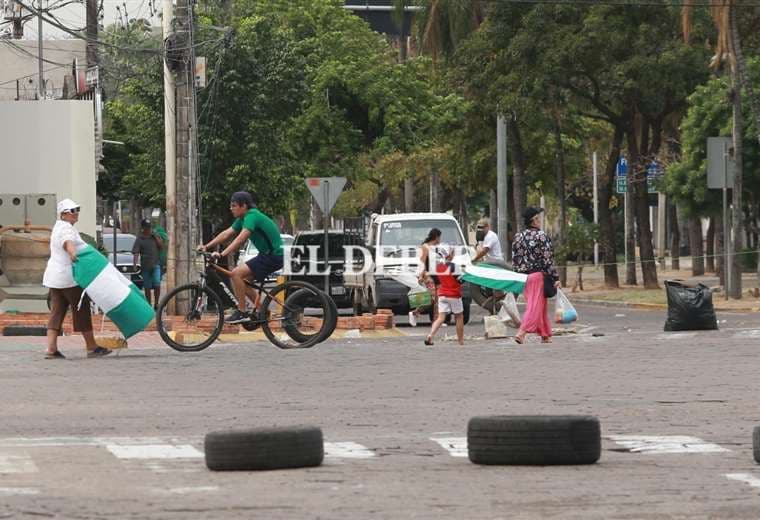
664 280 718 331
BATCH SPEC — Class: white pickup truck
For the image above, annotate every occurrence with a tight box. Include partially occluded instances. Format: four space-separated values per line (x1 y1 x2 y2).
347 213 472 323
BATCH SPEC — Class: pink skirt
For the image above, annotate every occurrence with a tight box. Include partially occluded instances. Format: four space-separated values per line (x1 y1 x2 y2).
520 272 552 338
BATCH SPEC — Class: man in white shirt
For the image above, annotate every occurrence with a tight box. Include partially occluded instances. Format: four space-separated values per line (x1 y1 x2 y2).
472 217 504 264
42 198 111 359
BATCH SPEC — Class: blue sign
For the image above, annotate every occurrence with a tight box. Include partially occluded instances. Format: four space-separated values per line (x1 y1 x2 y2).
617 157 628 177
647 161 660 176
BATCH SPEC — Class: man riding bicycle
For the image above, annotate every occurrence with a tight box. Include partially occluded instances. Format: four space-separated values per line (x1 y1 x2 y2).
198 191 284 324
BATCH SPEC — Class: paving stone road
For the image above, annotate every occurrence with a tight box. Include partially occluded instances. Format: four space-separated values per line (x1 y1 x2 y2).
1 304 759 519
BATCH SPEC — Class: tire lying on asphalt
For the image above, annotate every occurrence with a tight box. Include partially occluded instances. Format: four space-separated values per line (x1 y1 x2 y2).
2 326 48 337
205 426 324 471
467 415 601 465
753 426 760 463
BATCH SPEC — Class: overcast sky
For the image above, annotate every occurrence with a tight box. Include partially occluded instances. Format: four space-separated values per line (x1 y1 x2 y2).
16 0 160 40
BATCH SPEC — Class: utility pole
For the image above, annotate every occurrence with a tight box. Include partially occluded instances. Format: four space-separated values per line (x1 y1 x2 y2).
496 114 508 257
37 0 44 99
85 0 97 68
593 151 599 266
173 0 198 296
163 0 177 299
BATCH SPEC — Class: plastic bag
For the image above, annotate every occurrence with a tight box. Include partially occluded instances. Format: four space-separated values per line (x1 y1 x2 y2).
554 289 578 324
497 293 521 328
664 280 718 331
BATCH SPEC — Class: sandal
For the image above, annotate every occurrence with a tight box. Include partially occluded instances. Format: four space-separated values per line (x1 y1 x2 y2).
424 337 434 346
45 350 66 360
514 335 524 345
87 346 112 358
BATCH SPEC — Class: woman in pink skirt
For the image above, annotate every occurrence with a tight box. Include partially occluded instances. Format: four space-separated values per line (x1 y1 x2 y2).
511 207 560 344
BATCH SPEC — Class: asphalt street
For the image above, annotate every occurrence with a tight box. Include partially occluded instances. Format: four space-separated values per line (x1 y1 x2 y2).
1 303 760 519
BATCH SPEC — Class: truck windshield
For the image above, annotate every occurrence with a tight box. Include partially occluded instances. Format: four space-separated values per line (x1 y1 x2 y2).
378 219 464 255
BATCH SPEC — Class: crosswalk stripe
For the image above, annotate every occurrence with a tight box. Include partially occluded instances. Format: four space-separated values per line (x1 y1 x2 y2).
324 442 375 459
725 473 760 488
430 436 467 458
0 487 39 495
608 435 730 454
106 444 204 459
0 452 37 473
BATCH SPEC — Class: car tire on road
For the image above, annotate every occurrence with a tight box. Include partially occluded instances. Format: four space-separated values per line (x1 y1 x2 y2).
753 426 760 463
205 426 324 471
467 415 601 465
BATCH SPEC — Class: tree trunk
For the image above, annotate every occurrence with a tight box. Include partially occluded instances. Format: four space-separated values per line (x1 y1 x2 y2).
553 108 568 287
689 215 705 276
430 170 441 212
599 126 623 288
627 123 658 289
729 9 744 299
625 184 637 285
404 178 414 212
669 201 680 271
730 6 760 148
508 117 527 232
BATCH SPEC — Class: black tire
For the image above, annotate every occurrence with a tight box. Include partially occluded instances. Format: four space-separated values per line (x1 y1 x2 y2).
754 426 760 463
205 426 324 471
467 415 601 465
156 284 224 352
260 281 336 349
276 288 338 345
3 326 47 337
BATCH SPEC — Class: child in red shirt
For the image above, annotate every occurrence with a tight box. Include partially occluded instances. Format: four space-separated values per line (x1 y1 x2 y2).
425 255 464 346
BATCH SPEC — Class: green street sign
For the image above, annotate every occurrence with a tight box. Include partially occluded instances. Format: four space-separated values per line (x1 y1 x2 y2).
616 176 627 194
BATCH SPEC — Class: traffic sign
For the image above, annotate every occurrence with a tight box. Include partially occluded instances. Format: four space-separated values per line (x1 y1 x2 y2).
305 177 347 215
616 176 627 194
647 161 662 194
617 157 628 177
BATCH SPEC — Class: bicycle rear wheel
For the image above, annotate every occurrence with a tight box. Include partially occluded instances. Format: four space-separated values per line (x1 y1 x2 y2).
157 284 225 352
260 281 336 349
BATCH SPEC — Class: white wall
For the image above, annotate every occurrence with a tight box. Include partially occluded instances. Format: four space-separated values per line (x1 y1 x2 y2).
0 101 96 236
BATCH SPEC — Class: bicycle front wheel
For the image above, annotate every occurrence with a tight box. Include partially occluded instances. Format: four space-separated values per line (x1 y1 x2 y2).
260 281 336 349
156 284 225 352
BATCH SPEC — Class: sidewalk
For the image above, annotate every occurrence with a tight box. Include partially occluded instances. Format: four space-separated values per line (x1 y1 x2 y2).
563 257 760 312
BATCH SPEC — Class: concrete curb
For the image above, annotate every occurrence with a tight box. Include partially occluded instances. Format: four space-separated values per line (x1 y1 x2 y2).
572 298 759 313
214 328 406 344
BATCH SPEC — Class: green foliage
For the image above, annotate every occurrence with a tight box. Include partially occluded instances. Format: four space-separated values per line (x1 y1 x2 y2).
556 210 599 264
665 58 760 217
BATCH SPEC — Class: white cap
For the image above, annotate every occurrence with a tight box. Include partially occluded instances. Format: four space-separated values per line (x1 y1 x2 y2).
57 198 80 215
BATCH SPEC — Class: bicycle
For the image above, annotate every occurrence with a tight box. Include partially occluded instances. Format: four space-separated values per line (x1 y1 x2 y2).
156 252 338 352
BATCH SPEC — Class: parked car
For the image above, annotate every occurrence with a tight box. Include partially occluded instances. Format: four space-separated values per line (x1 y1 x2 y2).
286 230 364 308
237 234 295 285
101 231 143 289
363 213 472 324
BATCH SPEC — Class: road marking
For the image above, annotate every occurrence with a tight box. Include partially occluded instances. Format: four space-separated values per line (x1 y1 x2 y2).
430 436 467 457
655 332 698 340
324 442 375 459
725 473 760 488
106 444 204 459
153 486 219 495
733 329 760 339
608 435 730 454
0 436 203 448
0 453 38 473
0 487 39 496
